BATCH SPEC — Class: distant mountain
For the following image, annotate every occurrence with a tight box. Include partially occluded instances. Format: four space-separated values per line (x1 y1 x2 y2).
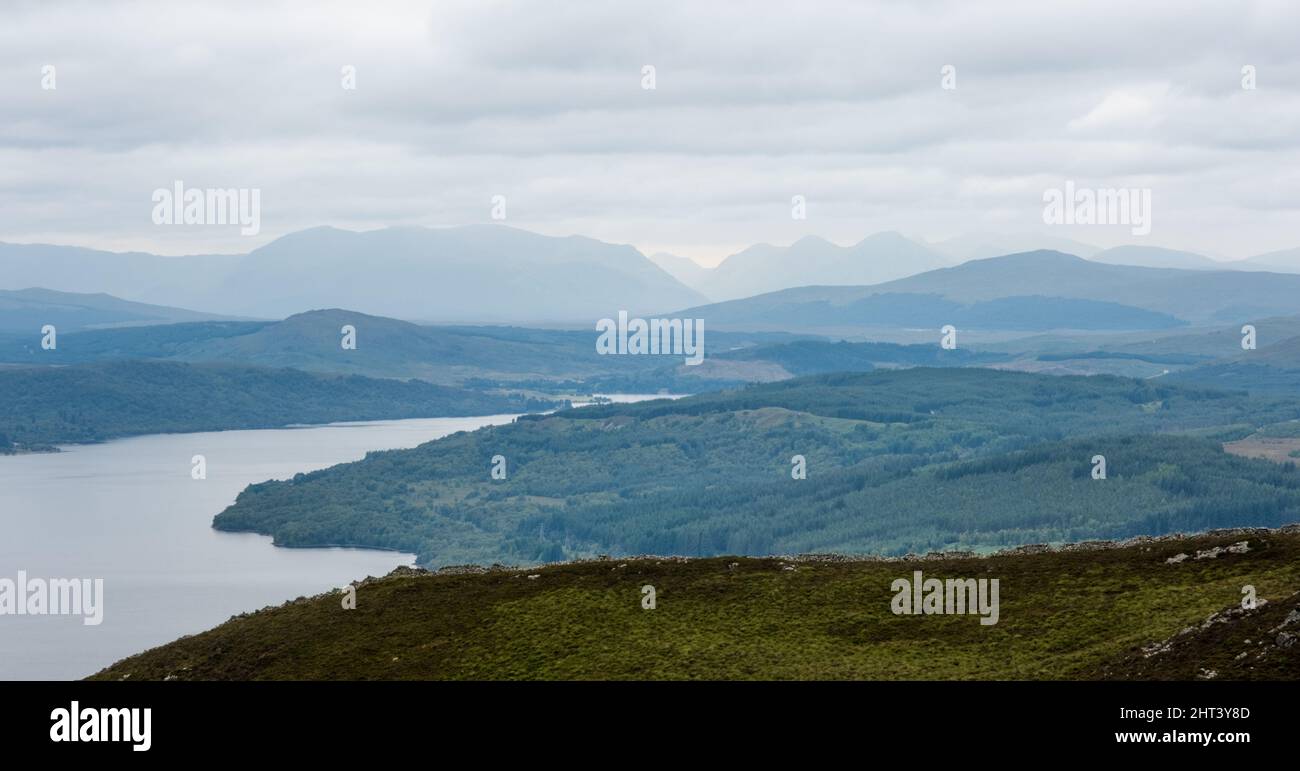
648 252 713 295
1088 245 1226 270
1240 247 1300 273
0 226 707 323
216 225 708 322
0 242 243 313
875 252 1300 324
928 232 1101 262
0 288 234 333
678 251 1300 332
699 232 950 302
0 308 813 388
160 309 675 383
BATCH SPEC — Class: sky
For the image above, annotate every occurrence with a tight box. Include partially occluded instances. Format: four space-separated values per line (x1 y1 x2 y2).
1 0 1297 265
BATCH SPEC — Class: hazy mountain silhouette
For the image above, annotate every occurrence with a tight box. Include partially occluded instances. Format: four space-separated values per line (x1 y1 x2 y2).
698 232 950 302
648 252 713 295
1088 245 1225 270
1240 247 1300 273
0 226 706 323
676 251 1300 331
0 242 243 313
928 232 1102 262
0 288 233 332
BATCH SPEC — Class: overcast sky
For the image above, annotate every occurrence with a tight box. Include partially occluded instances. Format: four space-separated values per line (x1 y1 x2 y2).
2 0 1297 264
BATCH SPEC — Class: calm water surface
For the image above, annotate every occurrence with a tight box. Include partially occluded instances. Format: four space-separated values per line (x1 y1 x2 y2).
0 414 520 680
0 394 675 680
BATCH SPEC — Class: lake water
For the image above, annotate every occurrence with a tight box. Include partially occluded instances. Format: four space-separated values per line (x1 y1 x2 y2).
0 414 529 680
0 394 675 681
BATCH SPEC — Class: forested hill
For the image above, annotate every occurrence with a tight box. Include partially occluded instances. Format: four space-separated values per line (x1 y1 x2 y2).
213 368 1300 566
0 360 557 448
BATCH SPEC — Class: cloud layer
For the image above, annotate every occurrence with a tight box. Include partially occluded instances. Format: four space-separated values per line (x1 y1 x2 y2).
2 0 1297 261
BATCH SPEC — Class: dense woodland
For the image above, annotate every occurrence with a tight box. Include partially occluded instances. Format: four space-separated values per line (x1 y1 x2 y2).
213 368 1300 566
0 360 557 446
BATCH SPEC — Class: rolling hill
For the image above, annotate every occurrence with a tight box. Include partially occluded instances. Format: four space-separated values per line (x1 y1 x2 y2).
1088 245 1226 271
0 288 233 332
1167 333 1300 393
0 309 814 388
675 251 1300 332
210 368 1300 568
1240 247 1300 273
0 360 557 448
928 232 1101 262
90 526 1300 681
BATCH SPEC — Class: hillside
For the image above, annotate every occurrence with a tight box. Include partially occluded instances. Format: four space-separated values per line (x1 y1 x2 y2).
1241 246 1300 273
578 339 1013 393
928 232 1101 261
90 526 1300 680
211 368 1300 567
0 287 234 332
1088 245 1226 270
677 251 1300 331
0 360 557 447
0 309 812 388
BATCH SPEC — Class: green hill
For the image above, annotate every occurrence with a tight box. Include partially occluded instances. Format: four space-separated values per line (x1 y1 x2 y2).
0 309 813 388
211 368 1300 566
0 360 557 447
89 526 1300 681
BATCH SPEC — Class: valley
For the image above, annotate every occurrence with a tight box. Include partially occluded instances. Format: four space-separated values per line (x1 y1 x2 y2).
5 230 1300 685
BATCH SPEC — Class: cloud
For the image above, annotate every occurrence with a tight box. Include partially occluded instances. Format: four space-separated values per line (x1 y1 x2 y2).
0 0 1297 260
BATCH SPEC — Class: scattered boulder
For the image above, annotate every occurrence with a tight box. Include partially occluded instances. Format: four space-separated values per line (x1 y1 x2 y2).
1194 541 1250 560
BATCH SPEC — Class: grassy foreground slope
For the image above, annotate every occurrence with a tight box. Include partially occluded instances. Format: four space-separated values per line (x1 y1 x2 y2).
91 527 1300 681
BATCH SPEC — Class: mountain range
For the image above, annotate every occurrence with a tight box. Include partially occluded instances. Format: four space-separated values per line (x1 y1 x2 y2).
674 250 1300 333
0 226 706 324
695 232 953 302
6 228 1299 324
